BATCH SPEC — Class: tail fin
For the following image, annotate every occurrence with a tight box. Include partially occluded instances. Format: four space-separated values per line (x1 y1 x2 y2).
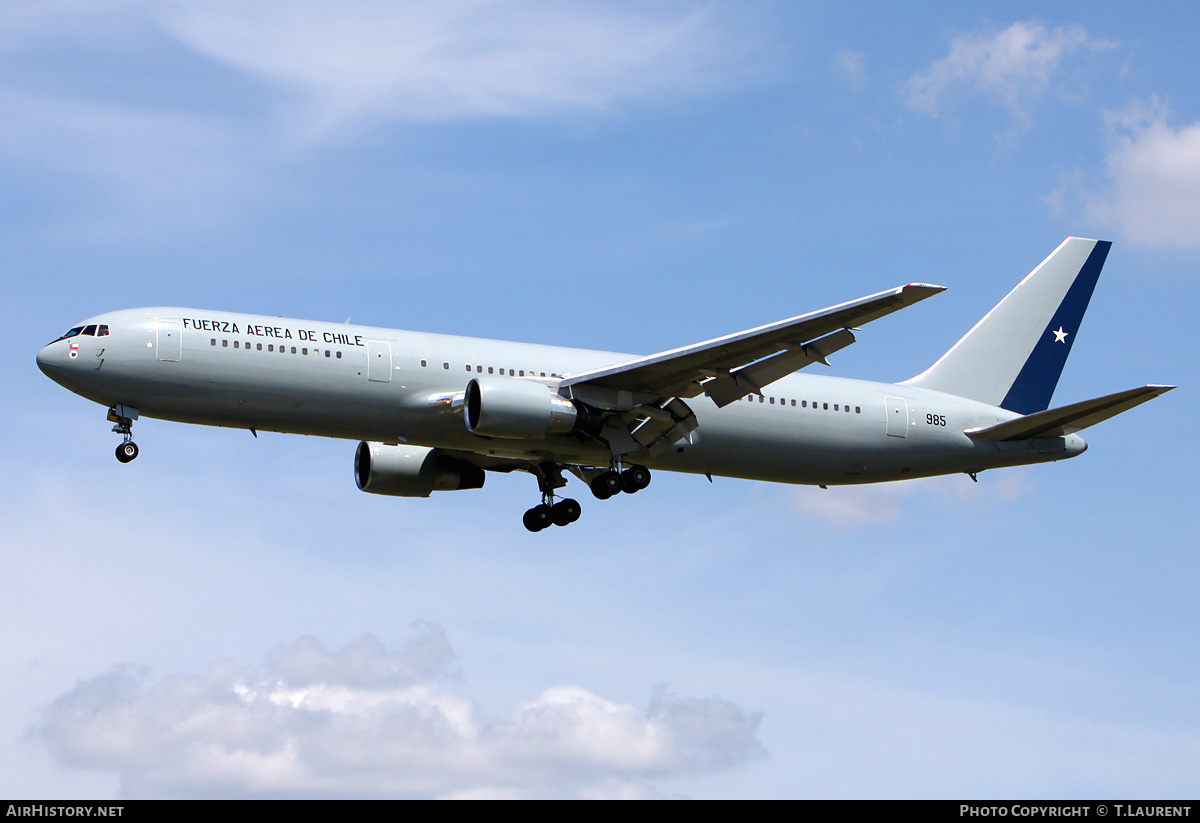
903 237 1111 413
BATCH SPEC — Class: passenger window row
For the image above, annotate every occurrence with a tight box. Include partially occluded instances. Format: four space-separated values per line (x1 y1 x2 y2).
211 338 343 359
203 340 858 411
418 359 561 379
741 394 861 414
412 356 856 411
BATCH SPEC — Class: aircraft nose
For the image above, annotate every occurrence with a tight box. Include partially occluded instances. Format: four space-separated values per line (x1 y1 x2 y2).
36 343 60 377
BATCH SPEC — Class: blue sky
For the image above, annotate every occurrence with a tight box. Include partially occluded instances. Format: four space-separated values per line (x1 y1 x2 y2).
3 0 1197 798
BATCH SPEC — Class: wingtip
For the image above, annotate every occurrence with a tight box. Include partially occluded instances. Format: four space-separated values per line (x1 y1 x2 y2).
903 282 947 294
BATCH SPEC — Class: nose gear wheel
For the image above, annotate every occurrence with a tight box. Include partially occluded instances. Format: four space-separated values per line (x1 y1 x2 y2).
115 440 139 463
108 407 139 463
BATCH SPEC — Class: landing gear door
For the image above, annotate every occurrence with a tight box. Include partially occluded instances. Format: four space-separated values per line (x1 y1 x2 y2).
368 341 392 382
885 397 909 438
156 320 182 361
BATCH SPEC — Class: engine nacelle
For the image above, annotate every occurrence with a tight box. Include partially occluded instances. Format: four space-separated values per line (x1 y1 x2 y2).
465 377 597 439
354 442 485 497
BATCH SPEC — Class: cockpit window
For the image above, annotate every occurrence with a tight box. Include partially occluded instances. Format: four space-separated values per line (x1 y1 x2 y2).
50 326 85 344
82 325 97 336
98 325 109 336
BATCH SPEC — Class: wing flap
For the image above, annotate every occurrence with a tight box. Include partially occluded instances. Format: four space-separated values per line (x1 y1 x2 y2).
966 385 1175 441
704 328 857 407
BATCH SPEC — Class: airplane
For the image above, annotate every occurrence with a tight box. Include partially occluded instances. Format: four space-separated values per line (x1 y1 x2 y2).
36 237 1172 532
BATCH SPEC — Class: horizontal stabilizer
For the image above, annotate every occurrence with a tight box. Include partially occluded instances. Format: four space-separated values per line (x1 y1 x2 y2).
966 385 1175 442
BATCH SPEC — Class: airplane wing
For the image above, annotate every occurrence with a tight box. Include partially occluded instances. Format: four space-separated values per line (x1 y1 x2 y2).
560 283 944 407
965 384 1175 441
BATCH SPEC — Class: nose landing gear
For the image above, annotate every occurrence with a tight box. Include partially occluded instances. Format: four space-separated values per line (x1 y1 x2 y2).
107 406 140 463
115 440 139 463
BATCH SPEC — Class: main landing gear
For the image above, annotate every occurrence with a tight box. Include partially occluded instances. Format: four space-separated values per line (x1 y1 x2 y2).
522 497 582 532
523 463 581 532
108 406 139 463
589 464 651 500
521 462 652 532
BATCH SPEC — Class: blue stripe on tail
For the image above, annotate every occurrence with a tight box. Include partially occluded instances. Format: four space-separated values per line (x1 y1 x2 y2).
1000 241 1111 414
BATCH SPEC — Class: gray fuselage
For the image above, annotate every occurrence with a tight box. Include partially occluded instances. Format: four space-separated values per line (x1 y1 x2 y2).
36 307 1087 485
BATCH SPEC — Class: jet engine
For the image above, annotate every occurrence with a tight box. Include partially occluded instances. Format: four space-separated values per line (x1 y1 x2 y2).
354 442 485 497
464 377 601 439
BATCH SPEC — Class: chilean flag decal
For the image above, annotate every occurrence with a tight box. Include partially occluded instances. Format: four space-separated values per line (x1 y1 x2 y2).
68 342 78 358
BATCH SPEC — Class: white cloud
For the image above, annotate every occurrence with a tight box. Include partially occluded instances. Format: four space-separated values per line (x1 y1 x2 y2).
767 667 1200 798
905 21 1109 130
1085 101 1200 248
791 472 1032 530
0 1 765 231
36 625 764 798
0 89 263 236
0 0 768 235
831 50 866 89
156 0 763 141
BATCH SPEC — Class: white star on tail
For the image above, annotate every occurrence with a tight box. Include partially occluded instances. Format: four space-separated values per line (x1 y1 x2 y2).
1052 326 1069 343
